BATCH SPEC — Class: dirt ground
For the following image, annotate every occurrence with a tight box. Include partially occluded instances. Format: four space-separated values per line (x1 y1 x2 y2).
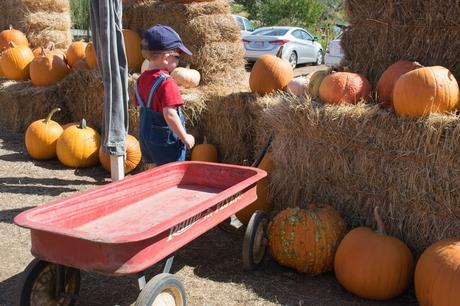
0 70 419 305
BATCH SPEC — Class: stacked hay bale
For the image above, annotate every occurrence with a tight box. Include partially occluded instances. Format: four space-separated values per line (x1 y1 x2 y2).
341 0 460 85
0 0 72 48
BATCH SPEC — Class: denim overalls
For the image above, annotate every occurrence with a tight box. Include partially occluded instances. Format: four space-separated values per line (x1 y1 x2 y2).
134 74 186 165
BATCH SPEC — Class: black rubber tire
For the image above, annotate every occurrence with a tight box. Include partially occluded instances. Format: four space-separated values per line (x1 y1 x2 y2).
135 273 186 306
242 210 269 271
16 259 80 306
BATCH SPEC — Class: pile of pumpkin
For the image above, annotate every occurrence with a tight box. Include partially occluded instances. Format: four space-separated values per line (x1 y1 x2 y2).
250 54 459 117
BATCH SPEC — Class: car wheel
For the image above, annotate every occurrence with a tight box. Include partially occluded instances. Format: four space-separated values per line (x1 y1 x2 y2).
288 51 297 69
314 50 323 66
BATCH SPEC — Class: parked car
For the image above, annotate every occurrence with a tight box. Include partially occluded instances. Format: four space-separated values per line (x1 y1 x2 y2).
232 15 255 36
324 33 344 67
242 26 323 68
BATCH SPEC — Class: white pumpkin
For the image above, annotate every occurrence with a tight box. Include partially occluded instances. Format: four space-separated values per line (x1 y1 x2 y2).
171 67 200 88
287 75 312 96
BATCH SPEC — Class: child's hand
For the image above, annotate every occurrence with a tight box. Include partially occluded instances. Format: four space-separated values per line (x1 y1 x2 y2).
183 134 195 149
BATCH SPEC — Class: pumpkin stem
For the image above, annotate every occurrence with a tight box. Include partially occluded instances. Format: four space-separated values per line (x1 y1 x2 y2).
44 107 61 123
78 118 87 129
40 47 46 57
8 24 13 31
373 206 385 235
414 61 423 68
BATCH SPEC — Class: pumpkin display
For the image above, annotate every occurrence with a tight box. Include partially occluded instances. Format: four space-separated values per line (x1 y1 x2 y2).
25 108 64 160
268 205 346 275
319 71 371 104
56 119 101 168
415 238 460 306
0 25 28 50
334 207 414 300
30 48 70 86
171 67 201 88
123 29 143 72
235 153 273 225
66 40 87 67
308 70 328 97
286 75 311 96
376 60 422 108
249 54 293 95
191 137 217 162
393 66 459 117
85 41 97 69
99 134 142 174
0 42 34 80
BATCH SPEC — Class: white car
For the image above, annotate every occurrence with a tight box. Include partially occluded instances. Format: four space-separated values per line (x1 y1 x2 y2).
324 33 344 67
232 15 255 37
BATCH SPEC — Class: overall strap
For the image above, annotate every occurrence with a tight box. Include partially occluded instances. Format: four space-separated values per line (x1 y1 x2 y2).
146 74 170 109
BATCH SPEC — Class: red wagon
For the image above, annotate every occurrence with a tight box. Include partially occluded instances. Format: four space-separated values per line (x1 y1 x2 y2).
14 161 270 306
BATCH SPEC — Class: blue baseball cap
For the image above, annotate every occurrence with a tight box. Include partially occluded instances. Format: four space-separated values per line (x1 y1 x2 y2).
141 24 192 56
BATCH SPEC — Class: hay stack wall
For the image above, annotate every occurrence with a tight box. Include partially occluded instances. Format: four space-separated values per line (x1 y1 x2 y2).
0 0 72 48
341 0 460 85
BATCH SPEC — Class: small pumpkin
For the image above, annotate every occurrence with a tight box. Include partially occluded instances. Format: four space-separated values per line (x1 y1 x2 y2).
85 41 97 69
334 207 414 300
0 42 34 80
30 47 70 86
25 108 64 160
123 29 143 72
308 70 328 98
0 25 28 51
319 71 371 104
191 137 217 162
171 67 201 88
56 119 101 168
393 66 459 117
268 205 346 275
376 60 422 108
415 238 460 306
98 134 142 174
235 153 273 225
249 54 293 95
286 75 311 96
66 40 88 67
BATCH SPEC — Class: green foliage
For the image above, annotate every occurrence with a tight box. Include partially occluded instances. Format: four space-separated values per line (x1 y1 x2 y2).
70 0 90 30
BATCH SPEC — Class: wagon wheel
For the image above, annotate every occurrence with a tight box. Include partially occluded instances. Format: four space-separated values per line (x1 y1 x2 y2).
16 259 80 306
242 210 269 271
135 273 186 306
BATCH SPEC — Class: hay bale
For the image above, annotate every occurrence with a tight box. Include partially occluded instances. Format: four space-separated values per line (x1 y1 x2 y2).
262 96 460 254
342 0 460 85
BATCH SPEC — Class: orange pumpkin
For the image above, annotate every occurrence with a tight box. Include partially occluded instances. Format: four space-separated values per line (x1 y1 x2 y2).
319 71 371 104
85 41 97 69
377 60 422 108
235 153 273 225
334 207 414 300
25 108 64 160
0 42 34 80
249 54 293 95
0 25 28 51
268 205 346 275
415 238 460 306
66 40 87 67
171 67 201 88
191 137 217 162
98 134 142 174
56 119 101 168
123 29 143 72
30 48 70 86
393 66 459 117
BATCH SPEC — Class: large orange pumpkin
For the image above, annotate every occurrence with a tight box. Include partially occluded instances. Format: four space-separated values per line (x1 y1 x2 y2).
0 42 34 80
415 238 460 306
268 205 346 275
393 66 459 116
0 25 28 50
191 137 217 162
66 40 87 67
56 119 101 168
85 41 97 69
334 207 414 300
319 71 371 104
25 108 64 160
123 29 143 72
249 54 293 95
98 134 142 174
235 153 273 225
30 48 70 86
376 60 421 108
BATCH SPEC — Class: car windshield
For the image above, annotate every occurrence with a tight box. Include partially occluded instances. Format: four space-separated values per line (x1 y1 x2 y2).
251 28 289 36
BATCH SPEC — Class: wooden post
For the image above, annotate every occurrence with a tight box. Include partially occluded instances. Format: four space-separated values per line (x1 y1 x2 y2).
110 155 124 181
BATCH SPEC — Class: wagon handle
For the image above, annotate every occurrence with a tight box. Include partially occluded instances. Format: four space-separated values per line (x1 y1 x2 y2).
252 135 273 168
